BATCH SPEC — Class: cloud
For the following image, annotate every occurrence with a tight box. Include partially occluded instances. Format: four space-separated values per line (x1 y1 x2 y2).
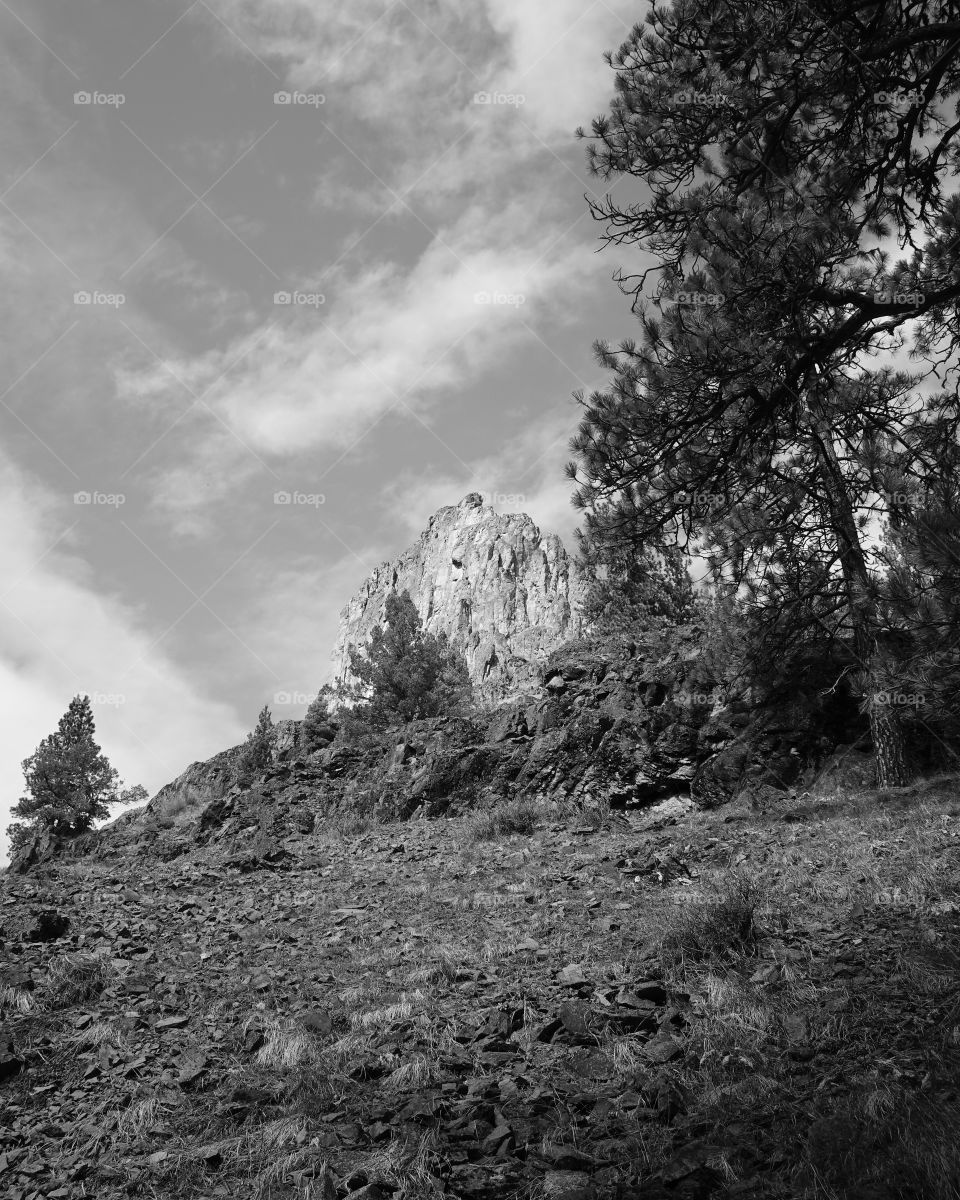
381 405 583 549
482 0 635 140
198 0 635 178
118 192 603 532
0 452 244 863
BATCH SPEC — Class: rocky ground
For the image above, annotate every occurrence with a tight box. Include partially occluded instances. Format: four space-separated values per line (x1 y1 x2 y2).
2 771 960 1200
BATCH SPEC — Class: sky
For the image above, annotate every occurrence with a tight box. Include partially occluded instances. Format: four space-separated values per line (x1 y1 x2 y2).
0 0 648 860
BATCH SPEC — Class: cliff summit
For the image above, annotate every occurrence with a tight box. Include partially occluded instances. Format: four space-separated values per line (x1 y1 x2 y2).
331 493 584 702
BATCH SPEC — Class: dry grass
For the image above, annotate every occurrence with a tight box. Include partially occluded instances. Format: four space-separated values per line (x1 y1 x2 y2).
40 951 114 1010
657 873 762 973
465 797 541 841
319 811 374 840
68 1020 130 1049
151 781 220 826
802 1089 960 1200
255 1017 316 1070
116 1094 184 1138
1 985 33 1014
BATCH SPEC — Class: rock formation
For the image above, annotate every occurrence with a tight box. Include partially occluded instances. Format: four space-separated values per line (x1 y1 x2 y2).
331 493 584 702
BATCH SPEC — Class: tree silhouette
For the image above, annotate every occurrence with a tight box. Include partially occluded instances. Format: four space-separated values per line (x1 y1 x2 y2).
569 0 960 786
10 695 132 842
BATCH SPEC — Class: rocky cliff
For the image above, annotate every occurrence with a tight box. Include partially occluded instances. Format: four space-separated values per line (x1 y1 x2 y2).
331 493 584 701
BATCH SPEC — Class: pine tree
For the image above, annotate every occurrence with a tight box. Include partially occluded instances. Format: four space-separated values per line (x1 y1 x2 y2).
236 704 274 784
873 440 960 765
578 532 695 637
568 1 960 786
347 590 472 728
11 695 125 839
301 685 338 753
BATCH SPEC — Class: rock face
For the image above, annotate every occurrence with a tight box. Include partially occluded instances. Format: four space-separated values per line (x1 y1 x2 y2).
331 493 584 702
69 630 867 874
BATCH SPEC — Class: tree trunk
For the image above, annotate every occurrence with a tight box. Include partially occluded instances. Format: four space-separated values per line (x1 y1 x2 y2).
806 399 911 787
871 700 909 787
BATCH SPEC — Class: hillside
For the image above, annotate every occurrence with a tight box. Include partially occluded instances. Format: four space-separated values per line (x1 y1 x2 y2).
2 494 958 1200
2 771 959 1200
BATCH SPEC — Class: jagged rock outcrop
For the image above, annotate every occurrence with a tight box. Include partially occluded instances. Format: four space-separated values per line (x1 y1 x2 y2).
331 493 584 702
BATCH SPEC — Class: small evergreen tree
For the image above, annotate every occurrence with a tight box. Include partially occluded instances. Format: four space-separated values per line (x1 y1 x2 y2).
347 590 472 728
10 695 131 841
300 685 338 753
236 704 274 785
